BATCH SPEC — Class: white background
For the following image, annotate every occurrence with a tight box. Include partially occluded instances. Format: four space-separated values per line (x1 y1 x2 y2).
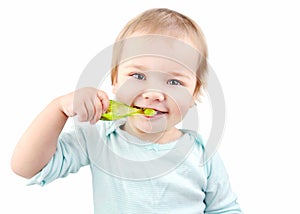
1 1 299 213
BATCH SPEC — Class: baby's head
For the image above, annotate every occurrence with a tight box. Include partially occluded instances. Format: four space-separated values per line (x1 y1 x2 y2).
111 8 208 99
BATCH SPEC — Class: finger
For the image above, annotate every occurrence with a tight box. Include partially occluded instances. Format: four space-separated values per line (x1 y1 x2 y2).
84 98 96 122
91 95 102 124
97 90 110 112
77 102 88 122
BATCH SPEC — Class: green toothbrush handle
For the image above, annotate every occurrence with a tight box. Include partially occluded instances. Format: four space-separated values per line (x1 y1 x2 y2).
100 100 156 121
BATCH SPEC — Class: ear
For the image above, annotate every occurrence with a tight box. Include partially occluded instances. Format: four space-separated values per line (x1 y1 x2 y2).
189 93 198 108
112 82 118 95
189 99 196 108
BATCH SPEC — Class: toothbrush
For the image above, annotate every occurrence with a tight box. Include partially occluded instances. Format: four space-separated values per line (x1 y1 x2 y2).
100 100 157 121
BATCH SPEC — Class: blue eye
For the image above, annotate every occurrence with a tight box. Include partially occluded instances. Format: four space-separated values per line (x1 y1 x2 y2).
167 79 182 86
131 73 146 80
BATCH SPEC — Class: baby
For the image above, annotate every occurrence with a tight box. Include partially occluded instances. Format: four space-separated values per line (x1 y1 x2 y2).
11 8 242 213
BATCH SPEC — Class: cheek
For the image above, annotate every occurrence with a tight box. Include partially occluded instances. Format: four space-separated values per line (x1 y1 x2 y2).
169 99 190 120
166 86 194 111
114 78 147 105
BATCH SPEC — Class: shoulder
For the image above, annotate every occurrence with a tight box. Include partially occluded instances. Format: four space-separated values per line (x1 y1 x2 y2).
180 129 226 176
180 129 206 151
58 119 123 149
67 119 121 136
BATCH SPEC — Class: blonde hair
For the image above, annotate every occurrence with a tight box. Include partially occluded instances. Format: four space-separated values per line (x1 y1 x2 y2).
111 8 208 98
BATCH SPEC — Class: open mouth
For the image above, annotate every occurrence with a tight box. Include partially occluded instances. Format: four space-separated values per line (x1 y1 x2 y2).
134 106 168 116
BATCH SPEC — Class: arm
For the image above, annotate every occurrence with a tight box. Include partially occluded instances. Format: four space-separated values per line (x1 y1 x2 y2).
11 87 109 179
204 153 242 213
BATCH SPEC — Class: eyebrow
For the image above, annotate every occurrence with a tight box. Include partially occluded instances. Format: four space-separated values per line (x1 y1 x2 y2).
168 71 194 80
122 63 147 70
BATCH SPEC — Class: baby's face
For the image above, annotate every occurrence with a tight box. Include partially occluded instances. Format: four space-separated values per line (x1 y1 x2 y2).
112 35 199 134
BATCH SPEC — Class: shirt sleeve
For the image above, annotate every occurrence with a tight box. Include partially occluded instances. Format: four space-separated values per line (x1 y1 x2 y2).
204 152 243 213
27 125 90 186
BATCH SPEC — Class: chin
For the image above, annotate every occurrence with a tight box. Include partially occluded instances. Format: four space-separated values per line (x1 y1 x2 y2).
134 116 169 134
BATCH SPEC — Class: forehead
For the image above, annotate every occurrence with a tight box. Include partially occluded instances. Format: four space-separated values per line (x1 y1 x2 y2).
116 35 201 74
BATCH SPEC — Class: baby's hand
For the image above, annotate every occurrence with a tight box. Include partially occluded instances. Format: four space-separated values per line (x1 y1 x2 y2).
58 87 109 124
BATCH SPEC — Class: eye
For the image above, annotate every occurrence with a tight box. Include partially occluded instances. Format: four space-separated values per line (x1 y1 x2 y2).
167 79 183 86
131 73 146 80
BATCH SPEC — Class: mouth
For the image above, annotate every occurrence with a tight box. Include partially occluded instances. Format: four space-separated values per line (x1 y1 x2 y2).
133 106 168 117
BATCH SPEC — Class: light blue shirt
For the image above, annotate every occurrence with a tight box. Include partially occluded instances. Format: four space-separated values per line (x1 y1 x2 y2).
28 120 242 213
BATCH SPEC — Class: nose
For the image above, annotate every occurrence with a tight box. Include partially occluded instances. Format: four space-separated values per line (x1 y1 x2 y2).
142 90 165 102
